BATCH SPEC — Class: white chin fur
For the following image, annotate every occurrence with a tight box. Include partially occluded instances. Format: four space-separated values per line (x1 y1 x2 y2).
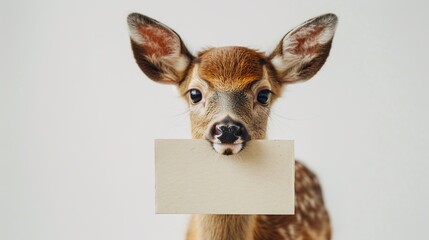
212 143 243 155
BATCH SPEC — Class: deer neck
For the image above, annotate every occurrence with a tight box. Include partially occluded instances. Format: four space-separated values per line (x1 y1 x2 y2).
197 215 256 240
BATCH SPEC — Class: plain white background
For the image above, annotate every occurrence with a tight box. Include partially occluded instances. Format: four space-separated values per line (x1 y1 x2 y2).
1 0 428 239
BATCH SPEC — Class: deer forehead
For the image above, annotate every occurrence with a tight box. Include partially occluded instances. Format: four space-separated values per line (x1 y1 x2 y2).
194 47 268 91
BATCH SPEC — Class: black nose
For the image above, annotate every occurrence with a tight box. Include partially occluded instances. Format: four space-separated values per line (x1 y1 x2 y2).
211 118 249 144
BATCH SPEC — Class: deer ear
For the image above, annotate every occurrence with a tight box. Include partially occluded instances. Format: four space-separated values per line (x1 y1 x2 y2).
269 13 338 83
127 13 193 84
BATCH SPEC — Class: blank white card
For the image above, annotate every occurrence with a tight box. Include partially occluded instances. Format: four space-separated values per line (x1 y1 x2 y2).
155 139 295 214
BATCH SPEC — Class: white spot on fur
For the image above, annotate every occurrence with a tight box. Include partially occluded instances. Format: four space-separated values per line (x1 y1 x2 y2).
299 201 307 212
288 225 297 237
308 196 317 208
278 227 288 238
296 213 302 222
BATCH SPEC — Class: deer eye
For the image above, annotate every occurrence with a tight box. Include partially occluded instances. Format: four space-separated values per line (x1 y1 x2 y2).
257 90 271 105
189 89 202 103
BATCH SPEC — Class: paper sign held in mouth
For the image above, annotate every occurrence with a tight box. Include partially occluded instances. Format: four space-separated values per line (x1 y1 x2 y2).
155 139 295 214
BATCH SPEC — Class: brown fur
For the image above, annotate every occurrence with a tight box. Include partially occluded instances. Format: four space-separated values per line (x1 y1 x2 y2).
138 25 175 56
197 47 266 91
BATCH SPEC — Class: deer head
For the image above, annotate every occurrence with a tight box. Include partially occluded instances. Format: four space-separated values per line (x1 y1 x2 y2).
127 13 337 155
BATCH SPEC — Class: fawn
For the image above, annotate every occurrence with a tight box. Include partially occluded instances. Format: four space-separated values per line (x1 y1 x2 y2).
127 12 337 240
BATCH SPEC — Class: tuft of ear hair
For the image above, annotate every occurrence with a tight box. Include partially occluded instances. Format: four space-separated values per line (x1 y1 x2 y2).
269 13 338 83
127 13 194 84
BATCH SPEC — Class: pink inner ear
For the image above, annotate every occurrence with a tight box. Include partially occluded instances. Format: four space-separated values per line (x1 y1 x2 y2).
293 25 324 54
138 25 177 57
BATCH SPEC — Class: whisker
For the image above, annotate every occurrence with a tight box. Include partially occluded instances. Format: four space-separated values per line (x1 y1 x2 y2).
169 108 190 118
271 111 320 121
262 111 292 138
